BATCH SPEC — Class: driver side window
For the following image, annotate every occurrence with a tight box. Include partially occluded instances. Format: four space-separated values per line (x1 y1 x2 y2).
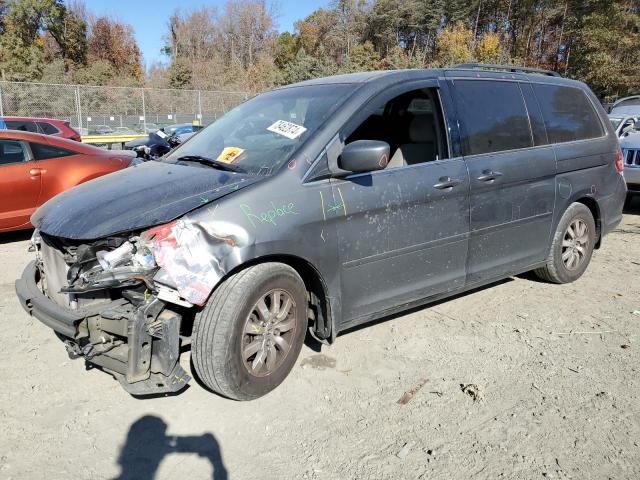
345 88 449 169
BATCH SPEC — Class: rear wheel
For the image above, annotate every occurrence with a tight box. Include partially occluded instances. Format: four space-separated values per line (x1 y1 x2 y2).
192 262 307 400
534 202 596 284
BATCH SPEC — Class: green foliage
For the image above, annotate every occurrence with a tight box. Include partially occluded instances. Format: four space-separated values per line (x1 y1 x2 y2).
436 23 474 66
0 0 637 99
42 0 87 65
567 2 640 97
168 59 193 89
0 0 141 85
279 47 336 85
274 32 297 68
73 59 116 86
476 32 505 64
341 41 381 72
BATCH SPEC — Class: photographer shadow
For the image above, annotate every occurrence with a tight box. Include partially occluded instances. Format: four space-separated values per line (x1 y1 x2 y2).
114 415 228 480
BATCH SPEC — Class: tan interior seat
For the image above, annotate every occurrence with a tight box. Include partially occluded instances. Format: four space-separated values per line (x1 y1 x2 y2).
387 115 436 168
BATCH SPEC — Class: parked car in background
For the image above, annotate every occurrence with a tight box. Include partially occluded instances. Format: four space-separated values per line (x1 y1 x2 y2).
164 122 204 136
0 116 81 142
610 96 640 116
89 125 115 135
16 65 626 399
0 130 134 232
608 114 638 137
124 123 202 151
620 130 640 203
139 123 160 134
114 127 139 135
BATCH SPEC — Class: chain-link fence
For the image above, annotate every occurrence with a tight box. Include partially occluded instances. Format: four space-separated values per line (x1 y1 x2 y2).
0 81 249 134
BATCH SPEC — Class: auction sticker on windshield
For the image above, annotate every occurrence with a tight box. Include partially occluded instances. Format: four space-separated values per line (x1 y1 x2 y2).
267 120 307 140
216 147 245 164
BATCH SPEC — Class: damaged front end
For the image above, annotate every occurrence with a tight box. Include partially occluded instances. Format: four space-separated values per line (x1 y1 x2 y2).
16 210 252 395
16 229 198 395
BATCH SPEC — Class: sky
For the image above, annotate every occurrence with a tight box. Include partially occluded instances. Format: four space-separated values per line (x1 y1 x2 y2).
88 0 329 67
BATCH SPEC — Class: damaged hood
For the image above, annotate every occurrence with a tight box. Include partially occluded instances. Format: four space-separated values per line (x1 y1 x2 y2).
33 160 262 240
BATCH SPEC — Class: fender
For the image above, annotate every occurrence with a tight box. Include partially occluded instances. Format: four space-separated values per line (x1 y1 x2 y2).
143 182 343 341
554 175 603 245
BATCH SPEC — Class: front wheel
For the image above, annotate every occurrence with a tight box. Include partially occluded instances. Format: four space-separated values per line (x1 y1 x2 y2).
534 202 596 284
624 193 634 210
192 262 307 400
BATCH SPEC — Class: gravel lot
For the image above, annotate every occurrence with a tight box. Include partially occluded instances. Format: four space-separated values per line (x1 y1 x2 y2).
1 203 639 480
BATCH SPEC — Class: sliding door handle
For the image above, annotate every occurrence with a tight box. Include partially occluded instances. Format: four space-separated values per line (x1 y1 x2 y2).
433 176 462 190
477 170 503 182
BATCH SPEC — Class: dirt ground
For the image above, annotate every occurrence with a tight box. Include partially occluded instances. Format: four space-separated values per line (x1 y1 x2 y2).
1 203 639 480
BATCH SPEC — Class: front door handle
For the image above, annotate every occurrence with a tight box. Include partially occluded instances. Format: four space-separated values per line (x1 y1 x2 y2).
477 170 503 182
433 176 462 190
29 168 42 177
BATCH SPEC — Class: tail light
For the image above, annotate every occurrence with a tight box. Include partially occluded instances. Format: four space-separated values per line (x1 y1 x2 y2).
615 149 624 173
65 122 82 142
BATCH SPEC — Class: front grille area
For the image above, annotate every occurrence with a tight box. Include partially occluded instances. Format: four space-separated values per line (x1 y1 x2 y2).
623 148 640 167
40 240 71 307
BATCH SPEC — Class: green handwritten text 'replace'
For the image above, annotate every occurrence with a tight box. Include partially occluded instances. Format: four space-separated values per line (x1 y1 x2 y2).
240 202 298 227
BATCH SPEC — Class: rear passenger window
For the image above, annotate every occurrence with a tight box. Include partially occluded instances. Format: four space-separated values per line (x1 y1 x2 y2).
0 140 27 165
30 142 73 160
37 122 60 135
533 84 603 143
5 120 38 132
453 80 532 156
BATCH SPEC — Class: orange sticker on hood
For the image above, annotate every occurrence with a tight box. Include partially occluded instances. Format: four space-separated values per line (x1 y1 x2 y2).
216 147 245 164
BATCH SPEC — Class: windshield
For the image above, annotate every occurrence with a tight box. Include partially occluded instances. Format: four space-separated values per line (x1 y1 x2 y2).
164 84 354 175
609 117 623 129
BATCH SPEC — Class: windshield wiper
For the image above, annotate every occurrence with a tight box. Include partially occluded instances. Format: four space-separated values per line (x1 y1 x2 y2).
176 155 246 173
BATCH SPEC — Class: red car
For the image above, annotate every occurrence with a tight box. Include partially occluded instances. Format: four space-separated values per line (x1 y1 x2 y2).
0 131 134 232
0 116 82 142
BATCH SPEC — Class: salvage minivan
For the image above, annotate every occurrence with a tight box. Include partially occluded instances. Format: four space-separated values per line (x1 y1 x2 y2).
16 64 627 400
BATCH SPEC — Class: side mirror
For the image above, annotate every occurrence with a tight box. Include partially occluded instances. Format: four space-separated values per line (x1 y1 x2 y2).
338 140 390 173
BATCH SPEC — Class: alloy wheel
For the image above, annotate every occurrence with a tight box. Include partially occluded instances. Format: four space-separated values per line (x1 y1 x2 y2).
241 289 297 377
561 218 589 271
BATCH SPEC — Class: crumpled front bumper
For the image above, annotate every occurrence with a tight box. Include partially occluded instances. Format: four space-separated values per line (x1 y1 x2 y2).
15 260 191 395
16 261 84 338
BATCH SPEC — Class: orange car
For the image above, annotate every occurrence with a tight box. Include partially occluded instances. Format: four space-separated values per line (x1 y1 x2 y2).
0 130 134 232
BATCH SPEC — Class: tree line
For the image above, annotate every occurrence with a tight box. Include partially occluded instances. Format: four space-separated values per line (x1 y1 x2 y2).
0 0 638 100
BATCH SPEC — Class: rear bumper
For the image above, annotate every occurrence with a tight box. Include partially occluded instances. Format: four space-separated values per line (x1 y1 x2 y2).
15 260 190 395
600 174 627 238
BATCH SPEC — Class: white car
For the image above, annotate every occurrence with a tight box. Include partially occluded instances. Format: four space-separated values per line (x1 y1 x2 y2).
620 131 640 203
609 114 638 137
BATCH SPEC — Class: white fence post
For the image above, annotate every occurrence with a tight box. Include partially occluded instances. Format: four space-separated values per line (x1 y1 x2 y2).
141 88 147 132
0 83 4 116
75 85 82 131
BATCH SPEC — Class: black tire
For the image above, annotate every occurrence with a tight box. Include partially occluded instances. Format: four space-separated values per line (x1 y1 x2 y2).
534 202 596 284
624 193 634 210
192 262 307 400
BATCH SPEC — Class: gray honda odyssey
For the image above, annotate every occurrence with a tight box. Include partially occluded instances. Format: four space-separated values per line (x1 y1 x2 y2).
16 64 627 400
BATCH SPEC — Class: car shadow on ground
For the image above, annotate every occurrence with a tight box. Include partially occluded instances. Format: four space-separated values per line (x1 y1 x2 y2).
338 278 513 337
112 415 228 480
0 228 32 244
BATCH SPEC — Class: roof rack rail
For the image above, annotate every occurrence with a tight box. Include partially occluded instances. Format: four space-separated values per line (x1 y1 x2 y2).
453 63 561 77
